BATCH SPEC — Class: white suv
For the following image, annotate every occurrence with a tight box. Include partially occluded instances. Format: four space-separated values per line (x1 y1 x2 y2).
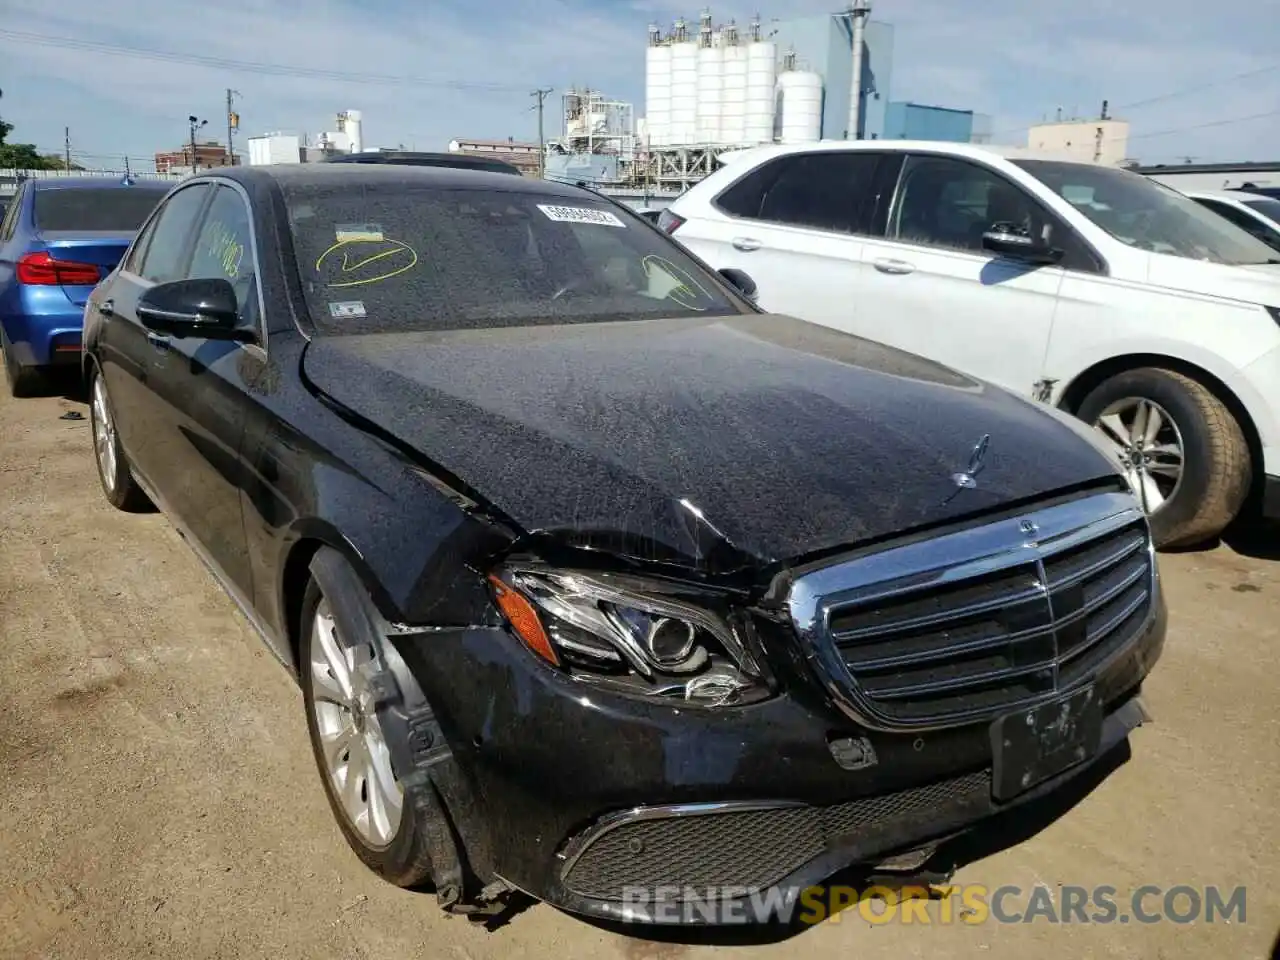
661 141 1280 548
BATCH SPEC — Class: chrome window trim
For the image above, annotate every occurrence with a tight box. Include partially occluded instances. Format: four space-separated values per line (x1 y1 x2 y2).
786 490 1157 732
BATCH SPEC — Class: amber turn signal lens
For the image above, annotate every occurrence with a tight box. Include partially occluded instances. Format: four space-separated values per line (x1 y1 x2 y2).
488 575 559 666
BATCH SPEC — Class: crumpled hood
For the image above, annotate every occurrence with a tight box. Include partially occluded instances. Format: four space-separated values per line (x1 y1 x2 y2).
302 314 1120 571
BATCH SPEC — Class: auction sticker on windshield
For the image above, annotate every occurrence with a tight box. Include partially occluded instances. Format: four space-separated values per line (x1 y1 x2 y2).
537 204 626 228
335 223 385 242
327 301 367 319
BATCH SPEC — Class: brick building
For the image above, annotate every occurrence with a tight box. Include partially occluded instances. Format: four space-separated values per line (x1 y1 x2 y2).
154 141 239 175
447 138 542 176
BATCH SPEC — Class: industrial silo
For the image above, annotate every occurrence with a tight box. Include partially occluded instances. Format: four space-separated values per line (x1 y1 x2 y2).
720 22 747 144
644 24 672 147
776 67 823 143
695 13 724 144
669 18 699 146
744 16 777 144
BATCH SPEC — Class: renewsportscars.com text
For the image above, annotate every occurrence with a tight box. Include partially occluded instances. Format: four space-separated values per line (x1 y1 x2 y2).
619 884 1249 926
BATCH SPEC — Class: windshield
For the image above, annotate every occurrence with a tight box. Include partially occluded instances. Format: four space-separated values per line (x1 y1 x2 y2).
284 183 742 335
1241 197 1280 225
1013 160 1280 265
33 186 170 233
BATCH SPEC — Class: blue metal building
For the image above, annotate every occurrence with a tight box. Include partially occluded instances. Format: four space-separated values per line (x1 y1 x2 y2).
766 13 977 143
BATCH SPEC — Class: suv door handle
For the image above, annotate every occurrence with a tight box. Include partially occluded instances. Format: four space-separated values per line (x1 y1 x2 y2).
873 258 916 275
97 299 114 316
732 236 763 252
146 331 171 352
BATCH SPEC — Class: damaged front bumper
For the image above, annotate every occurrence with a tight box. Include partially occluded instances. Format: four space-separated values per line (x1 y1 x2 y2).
389 599 1162 925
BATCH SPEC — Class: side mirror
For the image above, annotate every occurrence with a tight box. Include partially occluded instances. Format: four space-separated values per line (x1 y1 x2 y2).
718 267 758 302
136 278 249 340
981 224 1063 265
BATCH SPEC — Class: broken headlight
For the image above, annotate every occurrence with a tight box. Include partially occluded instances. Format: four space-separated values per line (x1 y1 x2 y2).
488 566 770 707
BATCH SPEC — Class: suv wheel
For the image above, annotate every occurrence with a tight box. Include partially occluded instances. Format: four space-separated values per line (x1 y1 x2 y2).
88 367 152 512
1077 367 1250 548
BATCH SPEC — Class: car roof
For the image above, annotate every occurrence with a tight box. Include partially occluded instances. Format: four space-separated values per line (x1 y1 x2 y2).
322 151 522 173
1185 190 1247 202
712 139 1102 169
196 163 592 200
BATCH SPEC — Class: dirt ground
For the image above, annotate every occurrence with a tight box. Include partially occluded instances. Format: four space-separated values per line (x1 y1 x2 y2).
1 382 1277 960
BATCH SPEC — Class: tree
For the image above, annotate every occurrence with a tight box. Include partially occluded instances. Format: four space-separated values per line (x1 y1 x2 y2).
0 142 55 170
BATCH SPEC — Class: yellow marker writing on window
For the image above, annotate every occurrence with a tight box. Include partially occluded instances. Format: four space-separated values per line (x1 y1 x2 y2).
641 255 713 311
316 238 419 288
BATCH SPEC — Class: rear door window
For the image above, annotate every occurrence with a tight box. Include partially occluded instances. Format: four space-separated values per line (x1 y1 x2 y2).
32 187 169 232
715 151 882 234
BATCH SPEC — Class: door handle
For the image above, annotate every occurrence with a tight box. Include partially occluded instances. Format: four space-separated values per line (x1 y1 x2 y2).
146 331 171 352
873 258 916 275
97 299 114 317
732 237 763 252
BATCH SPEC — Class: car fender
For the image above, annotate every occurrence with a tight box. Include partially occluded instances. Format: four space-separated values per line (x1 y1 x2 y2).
1045 337 1278 448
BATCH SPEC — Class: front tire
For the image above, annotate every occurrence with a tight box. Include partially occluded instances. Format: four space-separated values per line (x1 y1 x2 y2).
1077 367 1250 548
299 556 437 889
88 366 152 512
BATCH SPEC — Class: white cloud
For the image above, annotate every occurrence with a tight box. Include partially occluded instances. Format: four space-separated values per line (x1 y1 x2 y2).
1 0 1277 168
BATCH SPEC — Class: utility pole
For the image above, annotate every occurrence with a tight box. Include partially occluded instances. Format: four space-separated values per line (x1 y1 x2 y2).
189 115 207 173
226 89 241 166
531 87 553 178
64 127 71 171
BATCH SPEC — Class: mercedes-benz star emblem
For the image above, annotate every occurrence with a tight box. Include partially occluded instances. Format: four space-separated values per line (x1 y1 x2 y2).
951 434 991 489
1019 518 1039 538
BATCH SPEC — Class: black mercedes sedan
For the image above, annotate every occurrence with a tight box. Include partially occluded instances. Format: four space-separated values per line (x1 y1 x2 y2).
82 164 1165 925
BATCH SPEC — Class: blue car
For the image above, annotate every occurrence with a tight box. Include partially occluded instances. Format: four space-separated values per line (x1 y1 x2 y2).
0 177 172 396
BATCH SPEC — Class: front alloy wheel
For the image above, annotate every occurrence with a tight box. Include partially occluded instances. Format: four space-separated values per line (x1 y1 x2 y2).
1076 367 1250 549
1092 396 1185 515
308 599 404 849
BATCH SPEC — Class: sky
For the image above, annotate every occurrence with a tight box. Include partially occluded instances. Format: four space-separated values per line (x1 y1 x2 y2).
1 0 1277 169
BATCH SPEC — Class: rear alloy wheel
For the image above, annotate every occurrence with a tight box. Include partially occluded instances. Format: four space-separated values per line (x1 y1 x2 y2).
1 328 48 398
1077 367 1250 548
89 368 152 512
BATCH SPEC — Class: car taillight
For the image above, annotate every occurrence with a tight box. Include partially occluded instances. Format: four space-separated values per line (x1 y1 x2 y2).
657 210 686 235
16 251 101 286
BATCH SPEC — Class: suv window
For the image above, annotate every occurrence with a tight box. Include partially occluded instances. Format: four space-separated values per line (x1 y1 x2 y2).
188 185 257 315
137 184 211 283
890 154 1099 270
1193 198 1280 253
715 152 881 234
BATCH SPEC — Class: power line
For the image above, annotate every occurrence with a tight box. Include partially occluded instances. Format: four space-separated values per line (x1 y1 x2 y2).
1120 107 1280 143
0 28 530 92
982 60 1280 140
1111 62 1280 112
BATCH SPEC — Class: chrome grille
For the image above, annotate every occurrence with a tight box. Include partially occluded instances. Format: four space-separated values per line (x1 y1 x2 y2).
787 490 1156 729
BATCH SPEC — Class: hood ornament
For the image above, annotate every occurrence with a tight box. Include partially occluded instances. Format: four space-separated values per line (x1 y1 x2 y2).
951 434 990 490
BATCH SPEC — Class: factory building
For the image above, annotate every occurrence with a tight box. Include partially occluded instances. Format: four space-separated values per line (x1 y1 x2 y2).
641 6 985 152
1027 110 1131 166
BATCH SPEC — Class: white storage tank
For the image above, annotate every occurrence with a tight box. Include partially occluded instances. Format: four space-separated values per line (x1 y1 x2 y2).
696 43 724 144
745 40 778 144
776 71 823 143
644 28 672 147
720 40 747 144
669 37 699 146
